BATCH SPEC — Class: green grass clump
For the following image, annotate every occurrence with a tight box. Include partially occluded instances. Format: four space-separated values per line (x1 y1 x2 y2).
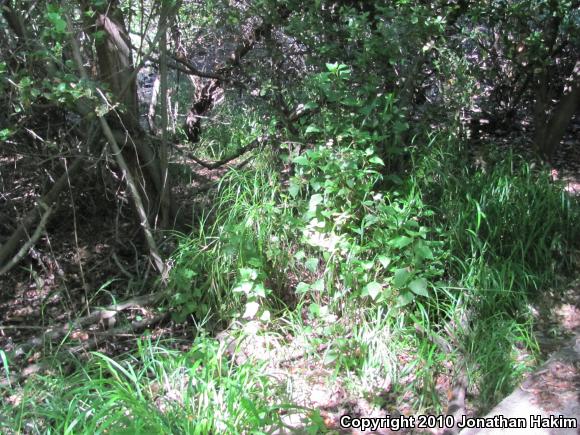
1 337 287 434
169 165 297 323
169 107 579 413
409 139 578 408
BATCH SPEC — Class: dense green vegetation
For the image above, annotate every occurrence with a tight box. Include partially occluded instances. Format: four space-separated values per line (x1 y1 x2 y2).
1 0 579 433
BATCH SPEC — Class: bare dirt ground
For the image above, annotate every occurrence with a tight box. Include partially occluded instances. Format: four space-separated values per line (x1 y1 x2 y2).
0 146 229 377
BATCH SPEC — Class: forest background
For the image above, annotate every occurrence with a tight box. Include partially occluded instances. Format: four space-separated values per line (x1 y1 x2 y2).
0 0 579 432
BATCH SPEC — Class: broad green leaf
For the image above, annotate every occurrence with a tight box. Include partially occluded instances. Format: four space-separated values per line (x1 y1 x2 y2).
233 282 253 294
392 268 411 289
0 129 12 140
342 97 360 106
361 261 374 271
253 283 267 298
172 312 186 323
239 268 258 281
288 181 300 198
260 310 271 322
408 278 429 297
309 303 321 317
369 156 385 165
46 12 67 33
309 194 323 211
397 291 415 307
243 301 260 319
296 282 310 293
294 250 306 261
293 155 309 165
325 62 338 72
414 242 434 260
377 255 391 269
311 279 324 292
389 236 413 249
305 257 319 273
324 350 338 364
19 76 32 87
363 214 379 227
404 220 419 229
364 281 383 301
248 257 263 268
305 125 322 135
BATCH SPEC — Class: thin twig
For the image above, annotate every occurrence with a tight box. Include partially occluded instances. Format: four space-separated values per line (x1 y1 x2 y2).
1 312 168 387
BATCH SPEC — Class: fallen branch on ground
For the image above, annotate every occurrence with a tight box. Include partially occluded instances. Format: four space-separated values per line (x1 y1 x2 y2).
0 202 52 276
190 156 257 195
188 135 267 170
1 311 168 387
68 312 169 350
4 292 165 359
0 158 84 269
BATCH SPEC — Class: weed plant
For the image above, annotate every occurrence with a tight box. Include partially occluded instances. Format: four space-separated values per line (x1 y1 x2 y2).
167 81 579 414
169 165 297 324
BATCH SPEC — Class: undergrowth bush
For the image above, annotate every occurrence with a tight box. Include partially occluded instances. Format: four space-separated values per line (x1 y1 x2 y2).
164 63 579 414
414 140 579 293
3 93 578 430
3 1 579 430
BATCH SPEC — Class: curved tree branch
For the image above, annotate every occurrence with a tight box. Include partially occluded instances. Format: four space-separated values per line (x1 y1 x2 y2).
67 17 168 280
188 135 267 169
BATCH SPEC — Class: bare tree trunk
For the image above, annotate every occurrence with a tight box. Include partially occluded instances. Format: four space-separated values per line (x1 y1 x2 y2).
67 16 167 277
80 0 169 224
533 73 550 153
93 10 140 131
534 60 579 159
147 75 161 134
158 3 171 229
182 7 291 142
185 78 220 143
